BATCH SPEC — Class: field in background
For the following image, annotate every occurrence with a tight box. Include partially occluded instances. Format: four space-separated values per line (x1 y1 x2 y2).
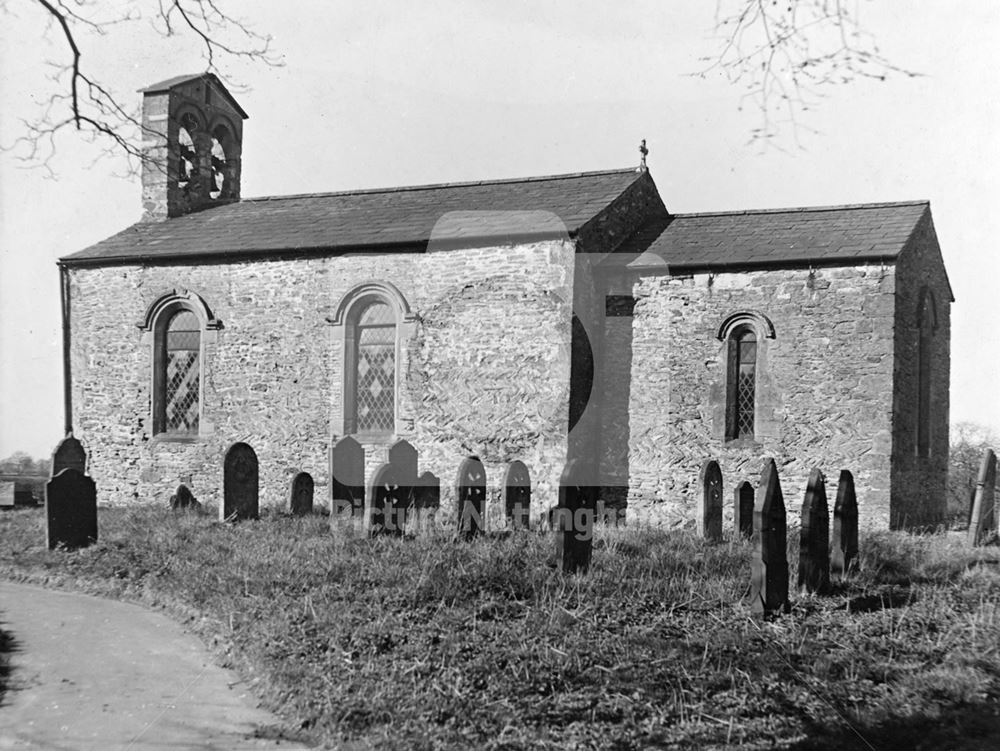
1 507 999 749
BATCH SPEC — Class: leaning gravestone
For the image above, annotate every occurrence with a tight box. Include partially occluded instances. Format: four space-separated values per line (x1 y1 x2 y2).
388 440 418 531
290 472 314 516
699 460 723 541
503 461 531 530
798 469 830 594
734 481 755 540
369 462 405 536
750 458 790 617
46 468 98 550
170 483 200 511
831 470 859 581
223 442 259 521
330 436 365 520
414 471 441 532
968 449 998 547
51 434 87 476
456 456 487 538
556 458 597 575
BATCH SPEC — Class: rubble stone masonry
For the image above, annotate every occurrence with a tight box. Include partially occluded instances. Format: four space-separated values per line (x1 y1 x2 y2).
66 240 578 514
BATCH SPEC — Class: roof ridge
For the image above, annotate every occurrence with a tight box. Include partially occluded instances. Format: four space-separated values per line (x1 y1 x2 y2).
671 200 929 218
242 167 642 203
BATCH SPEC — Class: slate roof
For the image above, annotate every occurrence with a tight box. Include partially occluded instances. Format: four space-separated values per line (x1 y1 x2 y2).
618 201 930 271
61 168 644 265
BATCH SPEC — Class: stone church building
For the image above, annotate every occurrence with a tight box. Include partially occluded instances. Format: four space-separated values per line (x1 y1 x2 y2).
59 74 952 529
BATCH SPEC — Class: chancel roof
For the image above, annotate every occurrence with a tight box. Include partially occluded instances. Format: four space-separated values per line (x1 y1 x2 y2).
61 169 644 265
617 201 931 271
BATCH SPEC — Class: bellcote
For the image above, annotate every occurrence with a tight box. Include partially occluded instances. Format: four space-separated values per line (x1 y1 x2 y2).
139 73 248 221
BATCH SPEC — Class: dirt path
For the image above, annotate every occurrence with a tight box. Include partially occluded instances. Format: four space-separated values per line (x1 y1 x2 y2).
0 581 311 750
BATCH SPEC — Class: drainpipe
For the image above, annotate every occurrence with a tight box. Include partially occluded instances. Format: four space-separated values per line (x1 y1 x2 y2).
59 262 72 436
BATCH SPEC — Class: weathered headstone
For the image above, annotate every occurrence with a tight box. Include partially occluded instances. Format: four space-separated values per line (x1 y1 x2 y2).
169 483 200 511
735 481 754 539
831 470 859 581
968 449 998 547
749 458 790 617
388 440 417 531
798 469 830 594
45 468 98 550
330 436 365 519
503 461 531 530
699 460 723 541
369 462 405 536
556 458 596 574
51 434 86 477
456 456 487 538
222 442 259 521
414 470 441 532
290 472 314 516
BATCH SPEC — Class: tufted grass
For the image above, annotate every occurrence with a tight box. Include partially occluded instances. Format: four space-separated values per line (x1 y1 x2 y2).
2 506 1000 749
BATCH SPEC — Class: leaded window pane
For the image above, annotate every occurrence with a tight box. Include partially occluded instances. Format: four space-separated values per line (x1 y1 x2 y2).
355 302 395 432
734 330 756 439
164 310 199 433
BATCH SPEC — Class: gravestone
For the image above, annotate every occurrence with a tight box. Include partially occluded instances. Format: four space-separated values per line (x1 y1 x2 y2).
735 481 754 539
968 449 998 547
169 483 200 511
503 461 531 530
556 458 597 574
369 462 405 536
290 472 314 516
831 470 859 581
51 434 86 476
749 458 790 617
45 468 98 550
388 440 418 530
223 442 259 521
456 456 487 538
330 436 365 519
414 470 441 531
798 469 830 594
699 460 723 541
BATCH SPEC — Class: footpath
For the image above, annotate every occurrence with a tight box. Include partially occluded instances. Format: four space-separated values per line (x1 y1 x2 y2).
0 581 312 750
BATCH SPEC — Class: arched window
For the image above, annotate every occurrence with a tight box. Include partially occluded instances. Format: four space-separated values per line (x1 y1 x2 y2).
209 123 232 200
349 299 397 435
917 289 937 457
140 290 220 439
177 112 200 196
728 326 757 440
160 310 201 434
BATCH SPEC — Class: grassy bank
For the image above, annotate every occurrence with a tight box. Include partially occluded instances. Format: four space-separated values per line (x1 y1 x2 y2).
2 506 999 749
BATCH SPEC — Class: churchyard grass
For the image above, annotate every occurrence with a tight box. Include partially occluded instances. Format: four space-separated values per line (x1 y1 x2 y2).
2 507 999 749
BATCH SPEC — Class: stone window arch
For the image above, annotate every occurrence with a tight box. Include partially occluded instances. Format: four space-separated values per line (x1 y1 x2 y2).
139 290 221 438
717 311 775 443
330 282 417 438
916 288 937 457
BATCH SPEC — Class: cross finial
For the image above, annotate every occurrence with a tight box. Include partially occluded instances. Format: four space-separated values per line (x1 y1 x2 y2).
638 139 649 172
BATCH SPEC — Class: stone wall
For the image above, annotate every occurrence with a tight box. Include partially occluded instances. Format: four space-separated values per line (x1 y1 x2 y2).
890 212 951 527
616 263 898 528
67 239 578 516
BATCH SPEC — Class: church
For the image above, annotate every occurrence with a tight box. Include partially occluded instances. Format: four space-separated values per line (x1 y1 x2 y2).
58 74 952 530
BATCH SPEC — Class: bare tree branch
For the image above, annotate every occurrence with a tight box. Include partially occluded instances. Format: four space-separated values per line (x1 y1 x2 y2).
4 0 282 176
698 0 922 148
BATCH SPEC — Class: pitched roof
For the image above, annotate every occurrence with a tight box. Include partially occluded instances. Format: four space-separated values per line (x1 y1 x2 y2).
618 201 930 271
61 168 644 265
138 73 249 119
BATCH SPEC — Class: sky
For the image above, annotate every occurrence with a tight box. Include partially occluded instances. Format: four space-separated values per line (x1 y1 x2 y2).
1 0 998 459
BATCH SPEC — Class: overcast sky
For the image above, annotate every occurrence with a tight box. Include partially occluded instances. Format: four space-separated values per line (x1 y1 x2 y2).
1 0 998 458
